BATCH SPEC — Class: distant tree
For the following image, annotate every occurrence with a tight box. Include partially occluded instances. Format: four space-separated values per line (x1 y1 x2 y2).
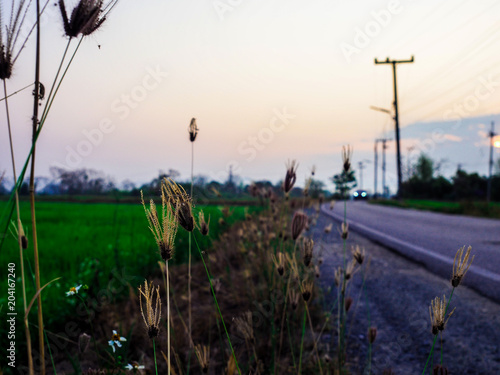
121 179 136 192
309 178 326 198
414 153 434 182
0 172 7 195
49 167 116 195
452 169 487 200
331 170 357 198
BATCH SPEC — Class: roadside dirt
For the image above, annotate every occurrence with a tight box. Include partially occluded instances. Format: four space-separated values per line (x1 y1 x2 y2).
309 209 500 374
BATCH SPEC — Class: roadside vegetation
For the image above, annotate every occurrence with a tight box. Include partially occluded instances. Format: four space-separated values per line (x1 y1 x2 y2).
371 153 500 219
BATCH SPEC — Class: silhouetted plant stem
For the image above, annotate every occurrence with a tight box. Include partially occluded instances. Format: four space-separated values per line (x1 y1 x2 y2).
30 1 45 373
3 78 34 375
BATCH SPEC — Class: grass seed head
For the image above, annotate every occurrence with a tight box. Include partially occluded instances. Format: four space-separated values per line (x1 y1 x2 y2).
433 364 449 375
451 245 474 287
342 145 353 173
314 265 321 278
234 311 254 342
429 295 455 335
339 222 349 240
0 1 34 79
334 266 342 286
198 210 210 236
301 279 313 302
302 237 314 267
141 190 178 261
138 280 162 339
0 47 12 80
283 159 298 193
162 178 195 232
194 344 210 373
345 259 357 280
289 289 300 310
272 252 286 276
291 211 308 241
225 355 237 375
58 0 109 38
189 117 199 142
352 245 366 265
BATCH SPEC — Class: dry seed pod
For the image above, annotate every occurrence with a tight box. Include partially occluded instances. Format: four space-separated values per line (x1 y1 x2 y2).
194 344 210 373
291 211 308 241
342 145 353 173
433 364 449 375
302 238 314 267
429 295 455 335
352 245 365 265
289 289 300 310
339 222 349 240
189 118 198 142
283 160 298 193
324 223 332 234
301 280 313 302
368 327 377 343
138 280 162 339
345 297 353 312
451 245 474 287
198 210 210 236
272 252 286 277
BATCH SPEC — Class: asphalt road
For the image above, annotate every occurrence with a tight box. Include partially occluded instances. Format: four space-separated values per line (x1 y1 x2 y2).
321 201 500 301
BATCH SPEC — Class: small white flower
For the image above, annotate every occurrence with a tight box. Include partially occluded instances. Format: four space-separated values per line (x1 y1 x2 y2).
108 330 127 353
66 285 82 297
125 362 145 371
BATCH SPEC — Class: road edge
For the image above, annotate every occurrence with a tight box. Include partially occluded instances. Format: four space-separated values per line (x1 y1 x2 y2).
320 204 500 302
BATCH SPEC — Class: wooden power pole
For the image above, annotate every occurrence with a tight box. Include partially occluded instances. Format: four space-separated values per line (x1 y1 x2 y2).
374 56 414 197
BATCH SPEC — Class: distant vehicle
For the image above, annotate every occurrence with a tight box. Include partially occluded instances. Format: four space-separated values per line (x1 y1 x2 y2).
352 189 368 200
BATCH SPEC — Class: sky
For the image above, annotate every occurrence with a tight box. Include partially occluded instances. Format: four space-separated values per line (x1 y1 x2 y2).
2 0 500 194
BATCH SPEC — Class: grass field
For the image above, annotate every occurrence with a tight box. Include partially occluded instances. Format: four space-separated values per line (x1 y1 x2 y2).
0 199 260 329
370 198 500 218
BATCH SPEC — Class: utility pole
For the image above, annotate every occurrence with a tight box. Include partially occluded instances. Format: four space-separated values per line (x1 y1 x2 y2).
358 160 370 189
369 106 392 198
381 139 391 197
358 161 364 189
374 56 414 197
487 121 496 205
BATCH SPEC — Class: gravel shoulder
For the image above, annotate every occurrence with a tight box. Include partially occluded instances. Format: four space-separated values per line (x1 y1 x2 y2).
308 209 500 375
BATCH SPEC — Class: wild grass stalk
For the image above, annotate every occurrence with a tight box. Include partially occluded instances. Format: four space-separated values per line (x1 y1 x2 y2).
298 308 307 374
188 118 198 348
192 233 241 375
166 260 171 375
422 245 474 374
30 2 45 372
2 77 33 373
